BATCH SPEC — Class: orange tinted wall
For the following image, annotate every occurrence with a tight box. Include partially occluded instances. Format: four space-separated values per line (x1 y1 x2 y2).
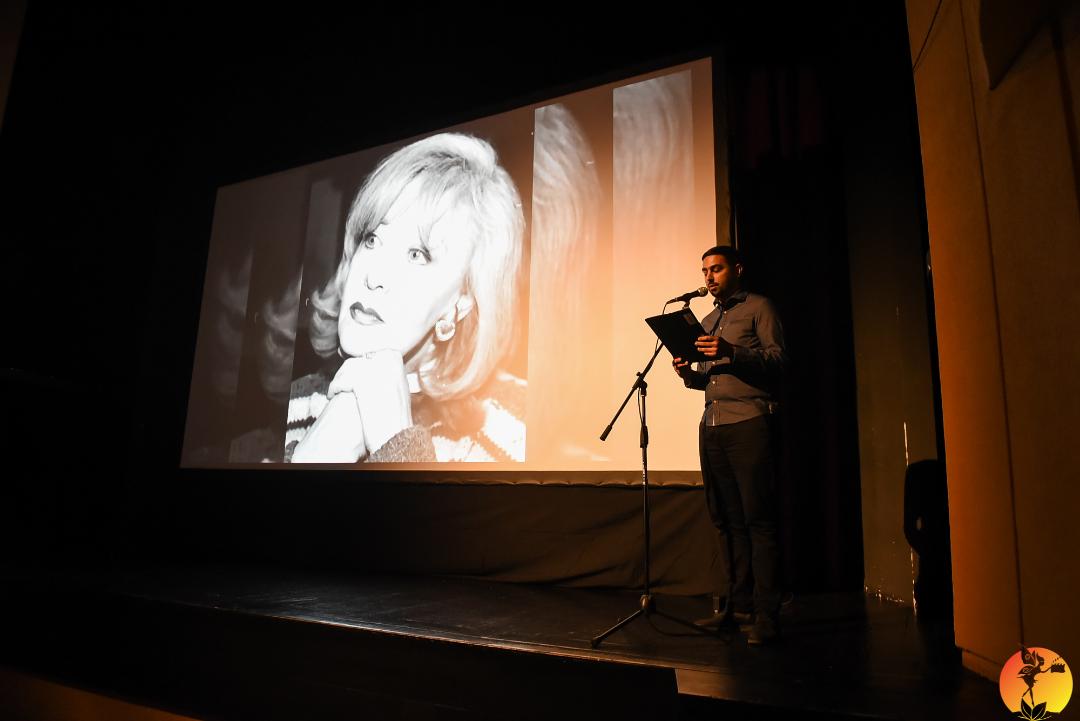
905 0 1080 680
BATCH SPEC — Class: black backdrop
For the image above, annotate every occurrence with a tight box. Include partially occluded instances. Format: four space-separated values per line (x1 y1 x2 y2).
0 3 925 597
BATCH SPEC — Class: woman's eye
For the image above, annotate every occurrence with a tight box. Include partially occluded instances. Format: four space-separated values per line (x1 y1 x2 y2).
359 234 377 250
408 248 431 265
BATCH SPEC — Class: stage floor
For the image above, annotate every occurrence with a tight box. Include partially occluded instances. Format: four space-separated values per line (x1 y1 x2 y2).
2 563 1002 720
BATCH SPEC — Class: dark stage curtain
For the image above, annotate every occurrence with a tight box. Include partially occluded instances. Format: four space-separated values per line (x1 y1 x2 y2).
152 478 728 597
726 59 865 595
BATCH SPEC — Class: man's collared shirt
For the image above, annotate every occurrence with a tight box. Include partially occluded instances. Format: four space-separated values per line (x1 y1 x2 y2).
683 289 787 426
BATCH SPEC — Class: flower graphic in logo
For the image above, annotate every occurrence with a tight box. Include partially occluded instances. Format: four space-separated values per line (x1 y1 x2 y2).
999 646 1072 719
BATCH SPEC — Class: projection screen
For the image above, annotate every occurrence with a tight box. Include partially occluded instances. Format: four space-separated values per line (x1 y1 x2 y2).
182 58 728 473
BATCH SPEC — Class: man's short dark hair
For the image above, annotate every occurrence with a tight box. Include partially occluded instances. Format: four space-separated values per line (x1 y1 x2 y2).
701 245 743 266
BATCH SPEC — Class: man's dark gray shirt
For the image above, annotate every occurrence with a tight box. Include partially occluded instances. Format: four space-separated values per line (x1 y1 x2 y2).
683 289 787 426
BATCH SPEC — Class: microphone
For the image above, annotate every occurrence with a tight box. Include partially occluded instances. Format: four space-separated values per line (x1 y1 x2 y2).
667 287 708 304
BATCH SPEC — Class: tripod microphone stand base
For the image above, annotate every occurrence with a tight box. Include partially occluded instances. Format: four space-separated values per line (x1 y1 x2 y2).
590 593 716 649
590 339 715 650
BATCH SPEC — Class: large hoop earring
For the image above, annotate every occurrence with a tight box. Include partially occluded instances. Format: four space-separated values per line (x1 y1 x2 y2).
434 318 456 342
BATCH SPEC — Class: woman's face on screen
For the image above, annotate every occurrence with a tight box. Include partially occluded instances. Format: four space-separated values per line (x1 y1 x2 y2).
337 191 474 360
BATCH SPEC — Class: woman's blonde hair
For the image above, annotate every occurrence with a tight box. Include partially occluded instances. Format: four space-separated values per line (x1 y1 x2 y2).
309 132 524 402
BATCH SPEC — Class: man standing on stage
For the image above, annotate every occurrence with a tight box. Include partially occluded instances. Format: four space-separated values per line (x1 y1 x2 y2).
672 246 787 645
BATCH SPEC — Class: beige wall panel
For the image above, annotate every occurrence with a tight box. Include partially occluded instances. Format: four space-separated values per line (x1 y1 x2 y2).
909 0 1021 667
1066 3 1080 132
963 5 1080 657
907 0 941 63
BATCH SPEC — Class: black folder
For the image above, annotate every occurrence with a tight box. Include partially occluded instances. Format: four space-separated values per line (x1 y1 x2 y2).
645 308 709 362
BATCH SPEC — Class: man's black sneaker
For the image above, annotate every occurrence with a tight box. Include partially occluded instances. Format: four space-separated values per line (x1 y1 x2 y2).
693 612 728 630
746 615 779 646
695 608 752 629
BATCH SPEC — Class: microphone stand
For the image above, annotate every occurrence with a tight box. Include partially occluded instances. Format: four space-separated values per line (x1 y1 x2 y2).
590 304 715 648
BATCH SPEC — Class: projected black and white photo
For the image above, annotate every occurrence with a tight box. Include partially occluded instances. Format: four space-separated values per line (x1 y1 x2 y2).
182 59 727 471
288 132 528 464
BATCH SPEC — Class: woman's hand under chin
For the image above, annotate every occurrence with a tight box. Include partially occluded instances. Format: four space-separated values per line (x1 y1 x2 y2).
289 391 367 463
328 349 414 458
